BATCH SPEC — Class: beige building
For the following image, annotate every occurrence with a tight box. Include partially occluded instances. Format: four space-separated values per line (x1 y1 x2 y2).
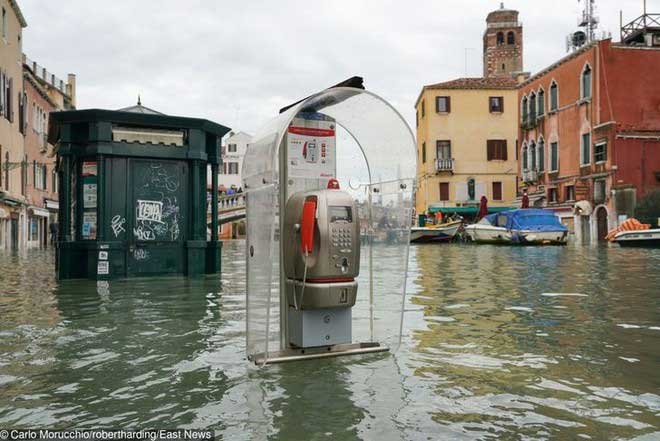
415 79 519 219
0 0 27 250
414 4 524 221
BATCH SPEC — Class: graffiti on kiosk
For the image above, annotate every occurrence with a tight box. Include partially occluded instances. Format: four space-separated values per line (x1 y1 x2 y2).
111 215 126 237
133 248 150 261
148 163 180 192
136 200 164 224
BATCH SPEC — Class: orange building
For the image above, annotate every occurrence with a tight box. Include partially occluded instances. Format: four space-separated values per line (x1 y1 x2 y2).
22 57 75 248
518 26 660 242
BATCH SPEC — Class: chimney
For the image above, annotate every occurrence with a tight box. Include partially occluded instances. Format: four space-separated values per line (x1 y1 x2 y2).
67 74 77 109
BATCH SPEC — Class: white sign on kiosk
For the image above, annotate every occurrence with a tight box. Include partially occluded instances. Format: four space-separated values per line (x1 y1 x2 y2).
242 87 416 365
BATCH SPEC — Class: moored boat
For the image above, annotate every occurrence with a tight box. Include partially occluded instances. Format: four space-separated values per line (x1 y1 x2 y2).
612 229 660 247
410 221 462 243
464 209 568 245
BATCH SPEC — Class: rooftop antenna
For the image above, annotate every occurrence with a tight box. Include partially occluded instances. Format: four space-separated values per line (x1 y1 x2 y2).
137 94 141 106
578 0 599 43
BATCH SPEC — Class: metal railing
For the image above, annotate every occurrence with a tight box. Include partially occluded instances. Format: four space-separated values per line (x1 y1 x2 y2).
23 54 68 94
435 158 454 172
621 13 660 42
522 170 538 183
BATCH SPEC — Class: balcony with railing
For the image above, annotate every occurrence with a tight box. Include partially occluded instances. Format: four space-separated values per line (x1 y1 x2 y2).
23 54 69 95
522 169 539 183
435 158 454 173
621 13 660 43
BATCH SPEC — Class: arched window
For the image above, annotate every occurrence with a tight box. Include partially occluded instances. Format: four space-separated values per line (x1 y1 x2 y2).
467 178 476 201
581 64 592 99
522 143 528 170
550 81 559 111
529 92 537 120
538 138 545 172
507 31 515 45
521 96 528 122
537 88 545 116
529 141 536 171
497 32 504 46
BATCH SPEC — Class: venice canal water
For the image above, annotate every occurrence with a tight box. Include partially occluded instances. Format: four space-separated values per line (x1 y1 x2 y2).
0 241 658 440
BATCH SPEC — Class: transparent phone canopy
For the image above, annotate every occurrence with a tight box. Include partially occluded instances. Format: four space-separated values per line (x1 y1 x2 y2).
242 87 416 364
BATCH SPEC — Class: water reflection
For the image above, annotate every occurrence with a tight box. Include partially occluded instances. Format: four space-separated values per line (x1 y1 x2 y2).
0 244 659 440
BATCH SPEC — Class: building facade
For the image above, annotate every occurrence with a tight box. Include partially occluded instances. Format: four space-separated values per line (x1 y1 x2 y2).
415 78 519 219
518 34 660 242
219 131 250 190
415 4 523 220
0 0 26 251
23 56 76 248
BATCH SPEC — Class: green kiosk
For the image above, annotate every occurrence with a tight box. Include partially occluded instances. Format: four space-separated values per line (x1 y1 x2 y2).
49 104 231 280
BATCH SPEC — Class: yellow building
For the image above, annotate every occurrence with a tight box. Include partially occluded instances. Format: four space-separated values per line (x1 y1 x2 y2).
414 77 520 220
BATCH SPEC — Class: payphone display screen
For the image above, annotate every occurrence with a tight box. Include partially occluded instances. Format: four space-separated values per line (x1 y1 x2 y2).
329 206 352 223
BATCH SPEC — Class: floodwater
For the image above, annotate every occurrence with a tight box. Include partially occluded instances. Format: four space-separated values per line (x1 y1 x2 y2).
1 242 659 440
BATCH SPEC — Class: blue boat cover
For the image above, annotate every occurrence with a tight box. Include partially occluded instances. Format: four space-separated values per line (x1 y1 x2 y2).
484 209 568 232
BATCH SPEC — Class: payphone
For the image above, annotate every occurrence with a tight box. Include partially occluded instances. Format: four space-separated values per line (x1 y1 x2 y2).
282 180 360 348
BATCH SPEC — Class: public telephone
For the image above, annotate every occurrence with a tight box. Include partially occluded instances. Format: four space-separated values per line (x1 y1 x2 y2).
283 179 360 348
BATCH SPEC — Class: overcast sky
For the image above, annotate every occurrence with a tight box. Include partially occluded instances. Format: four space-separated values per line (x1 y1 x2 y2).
19 0 649 134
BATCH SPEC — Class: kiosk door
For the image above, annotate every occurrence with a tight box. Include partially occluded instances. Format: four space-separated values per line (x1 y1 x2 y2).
127 159 187 276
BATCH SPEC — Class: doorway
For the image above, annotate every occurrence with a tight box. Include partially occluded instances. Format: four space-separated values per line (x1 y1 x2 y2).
596 207 608 241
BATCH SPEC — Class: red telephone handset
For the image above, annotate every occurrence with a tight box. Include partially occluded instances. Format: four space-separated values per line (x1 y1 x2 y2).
300 197 317 255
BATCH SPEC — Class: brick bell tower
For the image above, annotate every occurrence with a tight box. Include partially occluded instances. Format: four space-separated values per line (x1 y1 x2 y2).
483 3 523 78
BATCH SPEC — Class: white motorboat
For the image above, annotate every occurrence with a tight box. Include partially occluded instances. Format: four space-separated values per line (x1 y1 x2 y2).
464 209 568 245
612 228 660 247
410 221 462 243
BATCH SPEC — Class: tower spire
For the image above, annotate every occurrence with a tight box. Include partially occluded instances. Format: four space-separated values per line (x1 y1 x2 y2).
137 94 141 106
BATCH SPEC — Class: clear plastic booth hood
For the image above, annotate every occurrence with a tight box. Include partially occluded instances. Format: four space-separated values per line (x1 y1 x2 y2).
242 87 417 365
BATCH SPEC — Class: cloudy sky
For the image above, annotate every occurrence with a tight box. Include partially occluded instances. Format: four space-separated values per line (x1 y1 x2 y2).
19 0 647 133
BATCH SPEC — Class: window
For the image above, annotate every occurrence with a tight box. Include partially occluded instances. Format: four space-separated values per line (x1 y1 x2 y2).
4 152 8 190
581 64 592 99
529 141 536 171
422 142 426 163
467 178 475 201
565 185 575 201
227 162 239 174
594 141 607 163
492 182 503 201
227 143 237 153
581 133 591 166
436 140 451 159
52 169 58 194
35 163 45 190
487 140 507 161
550 81 558 111
537 138 545 172
537 89 545 116
436 96 450 113
522 144 528 170
439 182 449 201
594 180 606 204
548 188 558 203
529 93 537 120
489 96 504 113
497 32 504 46
421 100 425 117
2 8 6 40
550 142 558 171
521 96 528 122
507 31 515 45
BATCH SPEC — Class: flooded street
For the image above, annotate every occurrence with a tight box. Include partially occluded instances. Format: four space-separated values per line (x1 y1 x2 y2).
1 242 659 440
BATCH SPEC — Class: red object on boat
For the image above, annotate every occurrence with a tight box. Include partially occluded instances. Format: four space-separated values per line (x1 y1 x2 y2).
605 218 651 241
478 196 488 219
327 178 340 189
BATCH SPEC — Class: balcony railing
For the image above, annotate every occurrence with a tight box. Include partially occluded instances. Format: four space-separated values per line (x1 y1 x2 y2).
435 158 454 172
522 169 538 183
